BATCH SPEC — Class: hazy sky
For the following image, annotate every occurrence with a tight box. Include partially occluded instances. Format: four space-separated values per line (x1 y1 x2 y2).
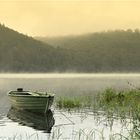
0 0 140 36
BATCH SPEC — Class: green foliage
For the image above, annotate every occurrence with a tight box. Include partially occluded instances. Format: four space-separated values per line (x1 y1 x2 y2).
102 88 116 103
55 88 140 139
56 94 98 109
56 88 140 119
56 97 82 109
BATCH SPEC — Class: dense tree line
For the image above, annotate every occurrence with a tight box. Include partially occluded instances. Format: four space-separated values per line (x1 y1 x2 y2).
0 24 70 72
0 24 140 72
37 29 140 72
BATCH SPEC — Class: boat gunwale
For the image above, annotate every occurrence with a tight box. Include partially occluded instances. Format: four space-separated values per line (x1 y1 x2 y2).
7 91 55 98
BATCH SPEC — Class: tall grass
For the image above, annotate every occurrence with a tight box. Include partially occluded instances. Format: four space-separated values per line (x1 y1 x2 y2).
56 88 140 118
55 88 140 139
56 95 94 110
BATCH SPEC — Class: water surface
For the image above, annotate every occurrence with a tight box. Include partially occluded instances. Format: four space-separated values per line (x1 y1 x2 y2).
0 73 139 140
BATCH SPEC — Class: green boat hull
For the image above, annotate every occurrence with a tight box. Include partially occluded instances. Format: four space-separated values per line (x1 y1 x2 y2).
8 90 54 113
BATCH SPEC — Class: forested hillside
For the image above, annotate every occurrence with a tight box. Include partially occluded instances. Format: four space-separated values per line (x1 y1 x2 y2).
37 29 140 72
0 24 140 73
0 24 71 72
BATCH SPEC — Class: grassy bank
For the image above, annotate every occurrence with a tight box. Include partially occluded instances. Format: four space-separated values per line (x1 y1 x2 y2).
56 88 140 118
55 88 140 139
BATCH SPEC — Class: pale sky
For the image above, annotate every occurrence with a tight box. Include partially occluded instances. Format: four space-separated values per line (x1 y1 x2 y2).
0 0 140 36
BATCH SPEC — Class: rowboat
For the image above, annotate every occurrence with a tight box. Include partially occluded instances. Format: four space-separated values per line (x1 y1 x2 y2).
8 88 55 113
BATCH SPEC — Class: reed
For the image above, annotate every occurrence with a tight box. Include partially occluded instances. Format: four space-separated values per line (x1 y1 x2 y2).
56 88 140 118
56 95 94 109
55 87 140 139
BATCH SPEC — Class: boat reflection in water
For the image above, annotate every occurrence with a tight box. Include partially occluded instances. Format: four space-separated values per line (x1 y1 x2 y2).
7 107 55 133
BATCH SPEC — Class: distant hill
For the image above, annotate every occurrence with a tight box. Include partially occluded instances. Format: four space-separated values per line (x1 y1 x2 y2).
36 29 140 72
0 24 72 72
0 24 140 73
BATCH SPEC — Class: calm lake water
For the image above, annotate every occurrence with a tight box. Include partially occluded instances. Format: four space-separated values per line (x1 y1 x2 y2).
0 73 140 140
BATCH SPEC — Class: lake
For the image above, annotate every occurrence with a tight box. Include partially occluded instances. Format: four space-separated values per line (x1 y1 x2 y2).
0 73 140 140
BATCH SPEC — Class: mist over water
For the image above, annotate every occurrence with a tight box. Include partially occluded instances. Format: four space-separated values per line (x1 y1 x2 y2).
0 73 140 108
0 73 140 95
1 73 140 78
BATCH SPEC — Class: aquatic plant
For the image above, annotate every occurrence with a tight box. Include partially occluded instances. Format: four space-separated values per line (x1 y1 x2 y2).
53 88 140 139
56 88 140 118
56 97 83 109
